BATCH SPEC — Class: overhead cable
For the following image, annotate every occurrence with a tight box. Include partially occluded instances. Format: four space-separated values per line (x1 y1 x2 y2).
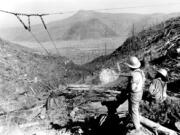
40 16 60 55
15 14 50 55
1 2 180 17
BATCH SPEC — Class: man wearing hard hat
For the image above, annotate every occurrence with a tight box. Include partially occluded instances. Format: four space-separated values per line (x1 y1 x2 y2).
101 56 145 132
123 56 146 132
149 68 168 102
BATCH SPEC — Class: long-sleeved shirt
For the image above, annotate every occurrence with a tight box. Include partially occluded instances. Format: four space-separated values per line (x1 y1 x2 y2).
149 78 167 102
130 69 145 93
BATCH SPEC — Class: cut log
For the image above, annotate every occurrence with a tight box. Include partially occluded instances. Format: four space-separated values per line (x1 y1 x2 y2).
19 122 40 128
140 116 178 135
67 84 121 93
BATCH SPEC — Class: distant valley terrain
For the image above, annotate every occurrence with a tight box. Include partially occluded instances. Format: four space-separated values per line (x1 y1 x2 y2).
0 11 180 134
0 11 180 42
0 11 180 65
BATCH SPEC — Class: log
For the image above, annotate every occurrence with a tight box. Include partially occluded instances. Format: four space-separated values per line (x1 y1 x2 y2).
67 84 120 94
140 116 178 135
0 104 44 118
19 122 40 128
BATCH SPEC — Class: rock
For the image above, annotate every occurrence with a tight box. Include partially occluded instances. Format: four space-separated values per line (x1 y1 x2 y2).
70 107 79 121
175 121 180 131
39 107 46 120
2 125 24 135
58 129 71 135
32 131 47 135
126 129 153 135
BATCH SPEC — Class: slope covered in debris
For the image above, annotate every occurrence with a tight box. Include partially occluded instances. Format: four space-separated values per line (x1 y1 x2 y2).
80 16 180 134
85 16 180 84
42 16 180 135
1 16 180 135
0 38 92 134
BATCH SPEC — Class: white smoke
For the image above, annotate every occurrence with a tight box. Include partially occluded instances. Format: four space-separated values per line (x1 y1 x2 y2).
99 68 119 84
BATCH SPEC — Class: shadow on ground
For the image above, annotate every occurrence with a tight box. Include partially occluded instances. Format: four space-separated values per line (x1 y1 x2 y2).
168 79 180 94
50 101 133 135
50 114 128 135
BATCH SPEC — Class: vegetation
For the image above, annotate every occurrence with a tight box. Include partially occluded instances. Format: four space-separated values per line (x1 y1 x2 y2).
1 13 180 135
82 16 180 133
0 38 92 127
140 98 180 132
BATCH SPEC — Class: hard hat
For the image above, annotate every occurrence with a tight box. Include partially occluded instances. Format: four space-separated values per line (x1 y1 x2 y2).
158 69 168 77
125 56 141 69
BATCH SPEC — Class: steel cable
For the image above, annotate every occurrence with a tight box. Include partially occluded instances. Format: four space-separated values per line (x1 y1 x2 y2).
29 31 50 55
40 16 60 55
15 14 50 55
1 2 180 17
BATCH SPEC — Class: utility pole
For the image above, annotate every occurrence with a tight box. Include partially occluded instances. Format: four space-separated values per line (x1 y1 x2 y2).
80 55 83 65
131 24 135 55
104 43 107 56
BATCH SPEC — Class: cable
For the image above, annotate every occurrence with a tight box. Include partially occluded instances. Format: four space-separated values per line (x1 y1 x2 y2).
1 2 180 17
0 9 48 16
2 10 58 56
28 15 31 31
29 31 50 55
1 3 180 56
91 2 180 12
40 16 60 55
46 30 60 55
15 15 29 30
14 14 50 55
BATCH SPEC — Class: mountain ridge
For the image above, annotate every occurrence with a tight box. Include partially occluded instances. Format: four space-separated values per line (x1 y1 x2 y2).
1 11 180 42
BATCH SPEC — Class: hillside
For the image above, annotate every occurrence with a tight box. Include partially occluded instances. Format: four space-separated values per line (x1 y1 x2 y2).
62 18 117 40
0 38 92 125
0 11 180 42
85 15 180 91
78 16 180 133
1 16 180 134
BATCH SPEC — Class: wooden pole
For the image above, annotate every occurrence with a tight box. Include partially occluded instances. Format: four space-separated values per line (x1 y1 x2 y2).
140 116 178 135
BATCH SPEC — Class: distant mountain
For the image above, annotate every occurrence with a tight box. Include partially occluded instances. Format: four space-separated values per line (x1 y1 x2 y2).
0 10 180 42
84 16 180 86
62 18 117 40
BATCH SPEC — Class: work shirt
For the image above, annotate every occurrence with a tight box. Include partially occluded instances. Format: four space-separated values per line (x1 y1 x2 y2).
101 68 145 130
128 69 145 130
149 78 167 102
130 69 145 93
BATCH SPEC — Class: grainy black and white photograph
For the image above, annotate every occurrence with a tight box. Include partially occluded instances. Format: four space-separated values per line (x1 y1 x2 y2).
0 0 180 134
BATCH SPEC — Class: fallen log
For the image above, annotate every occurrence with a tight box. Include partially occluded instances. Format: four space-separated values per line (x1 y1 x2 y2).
140 116 178 135
19 121 40 128
0 104 44 119
67 84 121 94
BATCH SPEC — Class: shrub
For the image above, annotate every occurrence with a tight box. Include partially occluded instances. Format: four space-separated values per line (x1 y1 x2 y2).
140 98 180 131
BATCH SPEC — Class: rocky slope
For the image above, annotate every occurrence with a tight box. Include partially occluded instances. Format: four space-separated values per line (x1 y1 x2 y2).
1 15 180 135
85 16 180 84
81 16 180 133
0 38 92 129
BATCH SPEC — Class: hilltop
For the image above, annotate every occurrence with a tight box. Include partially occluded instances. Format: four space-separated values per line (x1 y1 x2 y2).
85 16 180 82
0 11 180 42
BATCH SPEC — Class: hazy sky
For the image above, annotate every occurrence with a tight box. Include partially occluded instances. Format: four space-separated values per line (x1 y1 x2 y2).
0 0 180 28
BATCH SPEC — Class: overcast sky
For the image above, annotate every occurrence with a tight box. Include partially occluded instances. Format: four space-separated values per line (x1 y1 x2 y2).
0 0 180 28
